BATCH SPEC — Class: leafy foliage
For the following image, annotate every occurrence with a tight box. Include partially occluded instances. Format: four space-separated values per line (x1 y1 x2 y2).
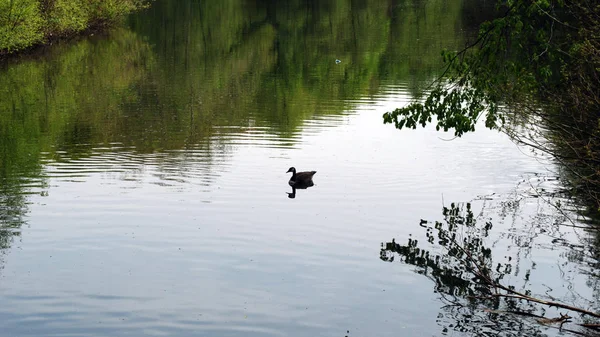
383 0 594 137
0 0 45 52
0 0 149 54
384 1 600 213
44 0 89 34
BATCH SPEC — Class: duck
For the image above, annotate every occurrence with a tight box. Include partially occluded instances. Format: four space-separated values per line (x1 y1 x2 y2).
286 167 316 187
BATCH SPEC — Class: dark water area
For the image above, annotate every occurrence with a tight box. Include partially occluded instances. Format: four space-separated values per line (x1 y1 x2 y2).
0 1 598 336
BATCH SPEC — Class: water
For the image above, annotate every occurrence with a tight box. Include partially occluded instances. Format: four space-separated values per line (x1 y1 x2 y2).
0 1 597 336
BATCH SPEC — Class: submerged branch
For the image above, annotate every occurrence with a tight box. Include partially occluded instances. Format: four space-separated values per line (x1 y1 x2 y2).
488 293 600 319
442 217 600 319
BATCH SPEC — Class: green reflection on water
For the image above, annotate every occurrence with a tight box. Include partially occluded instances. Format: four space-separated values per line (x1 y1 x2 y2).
0 0 469 245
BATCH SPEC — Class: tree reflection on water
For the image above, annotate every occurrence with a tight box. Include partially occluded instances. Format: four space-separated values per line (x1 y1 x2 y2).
380 175 600 336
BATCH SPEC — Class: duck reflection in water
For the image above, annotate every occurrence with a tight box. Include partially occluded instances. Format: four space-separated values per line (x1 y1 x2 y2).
286 167 316 198
287 182 314 198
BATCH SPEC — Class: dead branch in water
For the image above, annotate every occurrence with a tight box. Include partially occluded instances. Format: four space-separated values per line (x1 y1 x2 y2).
443 228 600 321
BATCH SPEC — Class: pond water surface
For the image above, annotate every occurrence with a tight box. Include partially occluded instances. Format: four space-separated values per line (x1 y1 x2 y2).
0 1 598 337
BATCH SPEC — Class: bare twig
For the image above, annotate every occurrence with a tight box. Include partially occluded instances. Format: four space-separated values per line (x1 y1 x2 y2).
444 224 600 319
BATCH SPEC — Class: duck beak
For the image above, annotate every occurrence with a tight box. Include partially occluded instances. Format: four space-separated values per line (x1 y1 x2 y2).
286 169 292 173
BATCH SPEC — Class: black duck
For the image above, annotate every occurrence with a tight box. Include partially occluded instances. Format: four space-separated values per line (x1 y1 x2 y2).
286 167 316 187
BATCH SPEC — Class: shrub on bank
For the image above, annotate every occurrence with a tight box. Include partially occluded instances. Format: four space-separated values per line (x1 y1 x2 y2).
0 0 147 54
0 0 45 52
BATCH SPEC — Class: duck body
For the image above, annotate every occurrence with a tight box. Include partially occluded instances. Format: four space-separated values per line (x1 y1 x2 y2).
286 167 316 187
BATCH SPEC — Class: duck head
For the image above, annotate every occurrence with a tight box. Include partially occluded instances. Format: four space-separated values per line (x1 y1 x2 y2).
286 167 296 173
